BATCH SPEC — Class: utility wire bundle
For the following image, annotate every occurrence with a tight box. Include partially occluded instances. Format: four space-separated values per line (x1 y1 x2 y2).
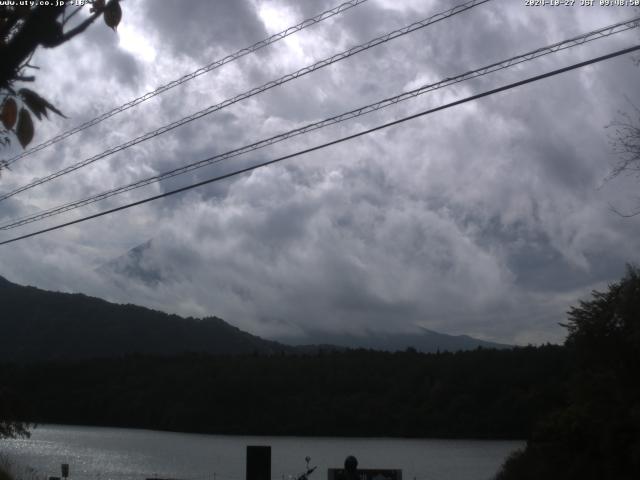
1 0 638 245
2 15 637 232
0 0 491 202
2 0 372 167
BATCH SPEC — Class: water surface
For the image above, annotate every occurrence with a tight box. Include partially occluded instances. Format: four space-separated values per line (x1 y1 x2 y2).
0 425 522 480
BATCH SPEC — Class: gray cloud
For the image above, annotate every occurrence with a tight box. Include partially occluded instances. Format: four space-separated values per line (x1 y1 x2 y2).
141 0 268 62
1 0 640 345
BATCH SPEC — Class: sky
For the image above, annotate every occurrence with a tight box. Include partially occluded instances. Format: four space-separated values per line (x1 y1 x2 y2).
1 0 639 345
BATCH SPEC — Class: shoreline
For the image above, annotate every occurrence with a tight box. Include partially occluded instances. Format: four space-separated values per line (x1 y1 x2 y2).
17 422 528 443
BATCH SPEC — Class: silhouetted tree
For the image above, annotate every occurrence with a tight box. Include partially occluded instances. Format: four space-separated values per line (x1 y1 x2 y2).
606 13 640 217
608 105 640 216
496 265 640 480
0 0 122 172
0 387 31 439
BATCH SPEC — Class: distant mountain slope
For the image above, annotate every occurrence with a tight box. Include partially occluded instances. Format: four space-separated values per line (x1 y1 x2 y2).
96 239 165 287
0 276 287 362
0 275 510 363
275 328 511 353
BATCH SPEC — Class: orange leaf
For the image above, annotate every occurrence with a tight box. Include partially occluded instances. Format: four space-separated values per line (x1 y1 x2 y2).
1 98 17 130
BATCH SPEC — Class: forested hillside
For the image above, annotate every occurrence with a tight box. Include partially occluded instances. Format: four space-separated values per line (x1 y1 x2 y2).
1 346 568 439
0 276 286 361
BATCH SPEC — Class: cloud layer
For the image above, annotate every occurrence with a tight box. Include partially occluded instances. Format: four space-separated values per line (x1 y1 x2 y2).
1 0 639 344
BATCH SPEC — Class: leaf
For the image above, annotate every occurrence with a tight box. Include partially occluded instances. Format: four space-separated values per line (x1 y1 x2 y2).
103 0 122 31
39 21 63 48
90 0 105 13
1 98 17 130
16 108 34 148
19 88 66 120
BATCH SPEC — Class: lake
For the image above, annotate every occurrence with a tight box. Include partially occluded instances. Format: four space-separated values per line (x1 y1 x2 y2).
0 425 522 480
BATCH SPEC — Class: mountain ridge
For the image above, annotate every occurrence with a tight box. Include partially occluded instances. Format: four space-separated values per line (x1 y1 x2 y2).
273 326 510 353
0 275 510 362
0 275 288 362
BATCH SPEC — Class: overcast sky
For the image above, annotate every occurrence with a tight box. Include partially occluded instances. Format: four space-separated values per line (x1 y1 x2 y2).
1 0 639 344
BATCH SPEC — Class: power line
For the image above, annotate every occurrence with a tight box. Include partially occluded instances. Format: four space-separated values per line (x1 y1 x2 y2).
2 0 371 167
1 44 638 247
0 0 491 203
2 16 637 231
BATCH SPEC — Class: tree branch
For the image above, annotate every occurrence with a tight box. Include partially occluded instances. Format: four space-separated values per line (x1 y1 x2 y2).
0 5 64 88
62 5 83 26
56 0 114 45
0 8 25 43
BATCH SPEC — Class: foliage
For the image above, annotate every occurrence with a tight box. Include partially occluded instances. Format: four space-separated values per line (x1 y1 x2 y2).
609 105 640 181
0 466 12 480
607 105 640 216
496 265 640 480
0 387 31 439
0 346 568 440
0 0 123 169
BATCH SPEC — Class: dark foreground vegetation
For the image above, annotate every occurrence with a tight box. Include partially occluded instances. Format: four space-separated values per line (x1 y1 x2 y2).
496 266 640 480
0 345 567 439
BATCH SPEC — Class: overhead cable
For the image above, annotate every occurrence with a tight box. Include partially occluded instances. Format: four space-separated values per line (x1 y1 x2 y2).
2 16 638 230
1 44 638 246
0 0 491 202
3 0 371 167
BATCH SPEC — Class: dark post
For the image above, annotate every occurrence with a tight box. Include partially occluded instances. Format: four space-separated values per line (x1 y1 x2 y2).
343 456 358 480
246 445 271 480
